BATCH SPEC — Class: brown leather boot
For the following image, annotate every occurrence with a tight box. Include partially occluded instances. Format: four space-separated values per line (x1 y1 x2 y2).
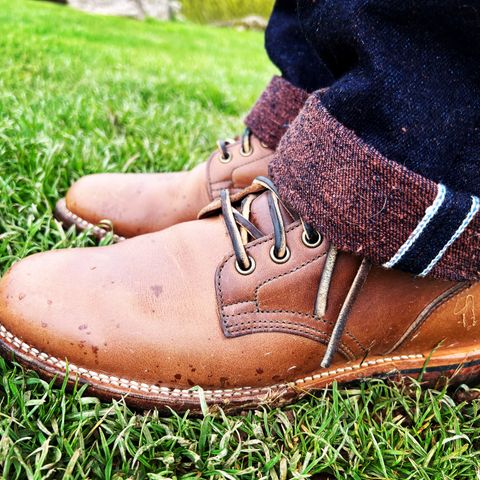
55 128 273 240
2 177 479 413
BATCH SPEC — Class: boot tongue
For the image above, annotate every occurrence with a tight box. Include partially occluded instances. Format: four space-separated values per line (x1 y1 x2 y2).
197 182 297 238
245 190 296 237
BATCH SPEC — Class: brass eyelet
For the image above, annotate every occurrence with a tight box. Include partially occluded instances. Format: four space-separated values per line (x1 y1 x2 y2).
302 230 322 248
240 146 254 157
269 245 291 264
219 152 232 164
260 141 269 148
235 256 256 275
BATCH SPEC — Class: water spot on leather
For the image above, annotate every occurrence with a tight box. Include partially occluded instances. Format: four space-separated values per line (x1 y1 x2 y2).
219 377 229 388
187 379 195 386
78 324 88 330
156 380 163 386
272 375 282 381
90 266 97 270
256 368 264 375
174 373 182 380
191 367 196 373
18 293 26 301
47 299 53 305
150 285 163 297
91 346 98 355
41 322 48 328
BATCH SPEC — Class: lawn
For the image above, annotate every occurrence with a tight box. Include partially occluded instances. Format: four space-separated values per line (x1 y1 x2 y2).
0 1 479 478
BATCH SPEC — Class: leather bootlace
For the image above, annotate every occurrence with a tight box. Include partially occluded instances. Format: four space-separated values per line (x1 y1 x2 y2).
220 176 372 368
220 176 320 273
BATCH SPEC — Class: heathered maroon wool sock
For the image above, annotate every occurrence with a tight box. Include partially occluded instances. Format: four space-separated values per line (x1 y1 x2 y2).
244 76 309 150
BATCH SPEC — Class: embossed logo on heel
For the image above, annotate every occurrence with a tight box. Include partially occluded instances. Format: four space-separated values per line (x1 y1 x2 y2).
455 294 476 330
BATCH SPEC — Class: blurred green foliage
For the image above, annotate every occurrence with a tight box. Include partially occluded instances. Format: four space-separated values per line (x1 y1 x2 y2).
181 0 274 23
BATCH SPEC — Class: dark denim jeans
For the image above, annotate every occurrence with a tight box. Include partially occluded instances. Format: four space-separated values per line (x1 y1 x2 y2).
261 0 480 281
266 0 480 197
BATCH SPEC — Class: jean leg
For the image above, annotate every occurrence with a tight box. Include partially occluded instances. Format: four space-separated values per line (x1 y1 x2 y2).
265 0 334 92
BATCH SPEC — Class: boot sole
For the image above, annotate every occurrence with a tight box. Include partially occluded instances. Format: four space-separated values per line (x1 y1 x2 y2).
1 321 479 413
54 198 126 242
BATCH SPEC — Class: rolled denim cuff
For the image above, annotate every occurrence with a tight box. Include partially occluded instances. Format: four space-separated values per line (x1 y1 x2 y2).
270 92 480 281
244 76 309 149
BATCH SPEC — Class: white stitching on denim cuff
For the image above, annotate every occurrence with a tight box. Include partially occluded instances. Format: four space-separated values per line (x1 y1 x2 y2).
419 195 480 277
383 183 446 269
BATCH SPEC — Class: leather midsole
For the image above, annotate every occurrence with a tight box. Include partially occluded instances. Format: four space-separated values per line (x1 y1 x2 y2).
54 198 126 242
1 321 479 404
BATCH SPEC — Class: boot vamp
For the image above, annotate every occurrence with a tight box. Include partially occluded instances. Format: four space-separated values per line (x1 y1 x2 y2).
0 215 323 390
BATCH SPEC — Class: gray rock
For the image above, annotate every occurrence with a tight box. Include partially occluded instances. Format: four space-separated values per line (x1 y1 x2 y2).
65 0 180 20
214 15 268 31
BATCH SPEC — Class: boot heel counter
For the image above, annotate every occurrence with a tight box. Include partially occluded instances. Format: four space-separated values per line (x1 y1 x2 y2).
396 283 480 354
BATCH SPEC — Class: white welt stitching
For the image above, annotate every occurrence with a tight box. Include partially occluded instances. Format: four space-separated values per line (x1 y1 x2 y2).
57 200 126 243
0 324 424 400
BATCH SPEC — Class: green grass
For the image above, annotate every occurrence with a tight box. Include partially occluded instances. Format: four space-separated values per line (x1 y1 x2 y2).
182 0 274 24
0 1 479 478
